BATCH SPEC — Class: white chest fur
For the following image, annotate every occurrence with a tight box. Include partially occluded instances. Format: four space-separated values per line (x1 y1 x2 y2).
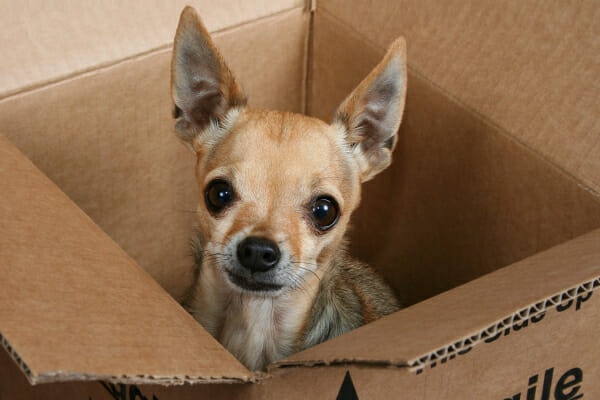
219 295 298 370
189 268 314 371
220 291 313 370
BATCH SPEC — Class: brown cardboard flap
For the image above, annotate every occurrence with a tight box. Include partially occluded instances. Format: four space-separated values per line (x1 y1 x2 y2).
0 0 304 99
0 135 252 384
273 228 600 370
0 6 309 303
319 0 600 196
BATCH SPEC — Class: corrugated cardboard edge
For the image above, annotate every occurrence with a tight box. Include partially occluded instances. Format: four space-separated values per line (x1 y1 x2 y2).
271 276 600 374
407 276 600 374
0 332 258 386
0 334 32 382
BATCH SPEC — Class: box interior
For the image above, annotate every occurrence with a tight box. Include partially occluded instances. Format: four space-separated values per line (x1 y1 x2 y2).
309 3 600 304
1 0 599 388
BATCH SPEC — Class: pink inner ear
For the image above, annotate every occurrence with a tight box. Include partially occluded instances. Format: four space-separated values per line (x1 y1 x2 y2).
172 7 246 137
349 70 403 153
333 40 406 181
187 75 227 128
173 32 225 131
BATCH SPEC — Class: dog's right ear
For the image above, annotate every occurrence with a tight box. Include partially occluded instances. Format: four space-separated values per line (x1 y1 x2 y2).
171 6 246 149
333 38 407 182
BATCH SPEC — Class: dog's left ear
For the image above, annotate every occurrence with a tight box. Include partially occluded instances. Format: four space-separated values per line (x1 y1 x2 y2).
171 6 246 149
333 38 407 182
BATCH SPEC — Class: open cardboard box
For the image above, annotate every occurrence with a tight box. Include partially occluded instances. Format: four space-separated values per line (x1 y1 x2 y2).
1 1 599 398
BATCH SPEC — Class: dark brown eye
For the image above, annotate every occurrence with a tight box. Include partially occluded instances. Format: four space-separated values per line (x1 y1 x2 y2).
310 196 339 231
205 179 235 214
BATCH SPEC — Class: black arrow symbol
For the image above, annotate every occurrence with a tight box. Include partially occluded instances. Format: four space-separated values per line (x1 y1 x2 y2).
336 371 359 400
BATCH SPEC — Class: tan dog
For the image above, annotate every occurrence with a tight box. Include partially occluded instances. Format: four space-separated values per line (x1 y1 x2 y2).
172 6 405 371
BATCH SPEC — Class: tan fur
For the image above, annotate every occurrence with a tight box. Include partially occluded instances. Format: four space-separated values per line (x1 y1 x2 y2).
172 6 406 371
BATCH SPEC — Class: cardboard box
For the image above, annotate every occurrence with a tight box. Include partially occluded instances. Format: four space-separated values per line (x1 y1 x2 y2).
1 1 599 398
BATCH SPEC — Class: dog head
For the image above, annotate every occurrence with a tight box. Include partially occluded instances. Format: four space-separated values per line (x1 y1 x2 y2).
172 7 406 295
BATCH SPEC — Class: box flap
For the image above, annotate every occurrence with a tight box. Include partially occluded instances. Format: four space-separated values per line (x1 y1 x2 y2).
0 4 310 304
0 0 304 99
0 134 252 385
319 0 600 196
272 228 600 371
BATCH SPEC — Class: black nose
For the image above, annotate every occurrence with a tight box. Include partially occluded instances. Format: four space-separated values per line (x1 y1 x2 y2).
236 237 281 272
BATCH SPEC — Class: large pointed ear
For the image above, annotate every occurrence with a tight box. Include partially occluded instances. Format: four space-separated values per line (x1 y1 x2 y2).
333 38 407 182
171 6 246 148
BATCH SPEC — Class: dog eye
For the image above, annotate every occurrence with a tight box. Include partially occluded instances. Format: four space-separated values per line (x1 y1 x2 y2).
310 196 340 231
205 179 235 214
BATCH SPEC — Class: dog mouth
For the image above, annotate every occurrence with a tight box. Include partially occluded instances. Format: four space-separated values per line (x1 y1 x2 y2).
226 271 283 292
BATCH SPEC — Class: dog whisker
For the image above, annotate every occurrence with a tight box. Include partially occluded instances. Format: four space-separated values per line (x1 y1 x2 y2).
289 260 321 282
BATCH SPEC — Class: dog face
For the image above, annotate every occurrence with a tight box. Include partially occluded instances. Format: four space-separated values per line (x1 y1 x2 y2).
191 109 361 294
172 7 406 296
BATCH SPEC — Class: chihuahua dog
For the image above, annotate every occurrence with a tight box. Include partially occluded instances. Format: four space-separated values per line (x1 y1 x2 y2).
172 7 405 371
